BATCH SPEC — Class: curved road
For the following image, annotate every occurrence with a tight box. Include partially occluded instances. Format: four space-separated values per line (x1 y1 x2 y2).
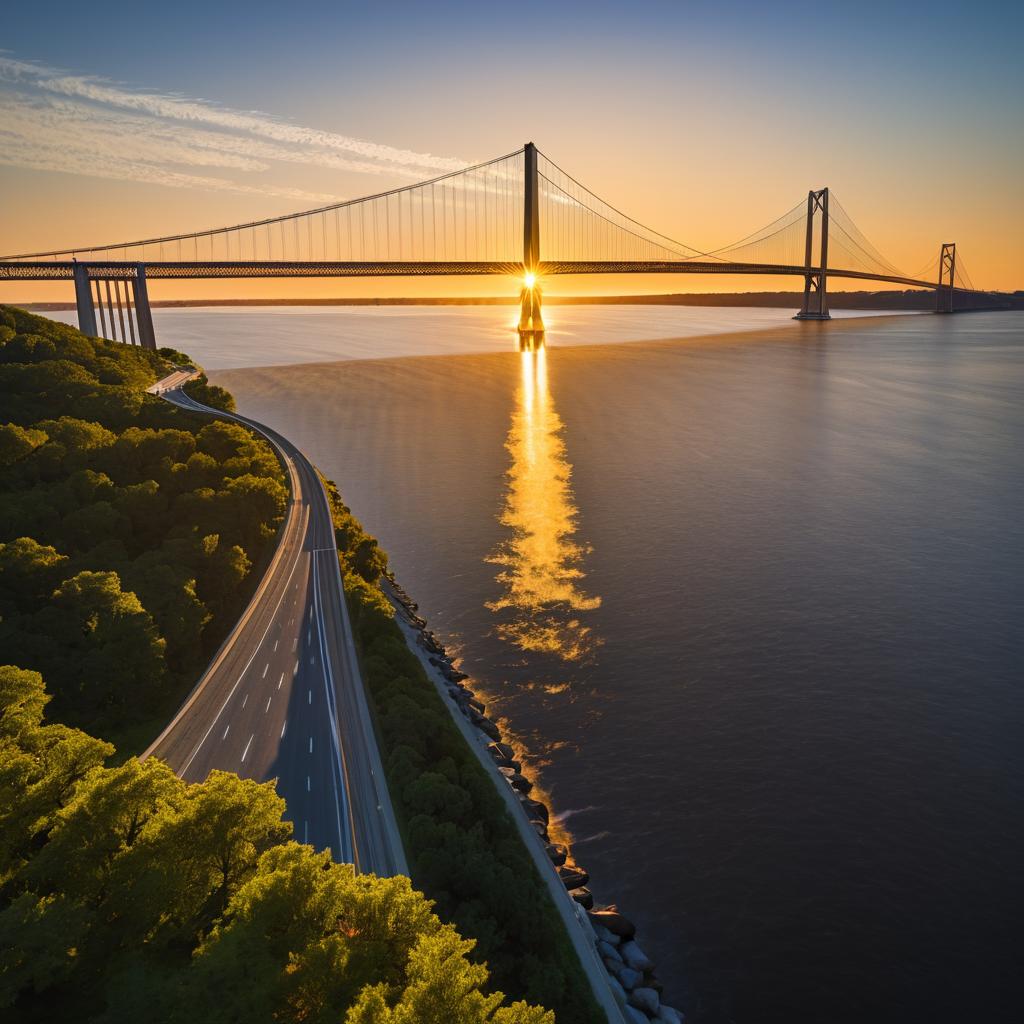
143 384 406 878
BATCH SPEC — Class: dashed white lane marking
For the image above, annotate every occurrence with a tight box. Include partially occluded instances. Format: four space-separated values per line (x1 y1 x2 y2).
291 638 297 652
308 689 312 704
265 696 272 713
293 660 300 675
242 693 248 709
278 673 284 690
306 775 311 792
309 653 315 665
261 663 268 679
304 821 308 843
241 734 254 762
309 737 314 754
222 725 230 740
273 640 279 651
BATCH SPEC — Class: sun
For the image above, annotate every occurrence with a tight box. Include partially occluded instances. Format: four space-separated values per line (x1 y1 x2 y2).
523 271 536 289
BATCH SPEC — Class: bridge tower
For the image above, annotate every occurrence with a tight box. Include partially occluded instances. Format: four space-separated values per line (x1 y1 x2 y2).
795 188 831 320
936 243 956 313
73 263 157 350
518 141 545 346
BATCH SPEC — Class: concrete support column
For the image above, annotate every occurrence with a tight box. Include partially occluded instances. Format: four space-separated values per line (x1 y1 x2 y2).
133 264 158 350
73 263 98 336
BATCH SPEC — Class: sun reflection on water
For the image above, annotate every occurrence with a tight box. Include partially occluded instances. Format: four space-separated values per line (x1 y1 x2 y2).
486 347 601 661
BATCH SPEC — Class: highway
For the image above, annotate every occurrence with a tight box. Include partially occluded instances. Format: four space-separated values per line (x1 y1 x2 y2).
142 383 407 878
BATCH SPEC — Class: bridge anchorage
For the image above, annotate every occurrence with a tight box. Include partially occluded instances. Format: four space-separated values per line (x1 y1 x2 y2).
0 142 995 348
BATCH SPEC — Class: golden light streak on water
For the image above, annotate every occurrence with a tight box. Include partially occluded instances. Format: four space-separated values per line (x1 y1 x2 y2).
486 346 601 661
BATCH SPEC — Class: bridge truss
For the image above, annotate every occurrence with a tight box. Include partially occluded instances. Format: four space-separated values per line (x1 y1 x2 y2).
0 143 996 348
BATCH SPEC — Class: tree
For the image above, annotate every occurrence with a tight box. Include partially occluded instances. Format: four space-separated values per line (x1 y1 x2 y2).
0 423 48 467
217 473 287 552
0 537 68 615
45 571 167 720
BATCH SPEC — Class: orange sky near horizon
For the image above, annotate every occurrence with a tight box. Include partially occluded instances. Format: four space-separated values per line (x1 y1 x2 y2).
2 3 1022 305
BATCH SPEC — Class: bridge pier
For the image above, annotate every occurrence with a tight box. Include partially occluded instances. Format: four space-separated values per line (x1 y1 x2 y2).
71 263 157 350
936 242 956 313
73 263 98 336
794 188 831 320
517 141 546 347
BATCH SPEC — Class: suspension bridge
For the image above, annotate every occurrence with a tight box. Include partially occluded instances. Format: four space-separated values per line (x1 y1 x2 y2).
0 143 995 351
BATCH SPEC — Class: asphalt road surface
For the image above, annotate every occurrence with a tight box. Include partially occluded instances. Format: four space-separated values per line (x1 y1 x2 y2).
143 385 407 878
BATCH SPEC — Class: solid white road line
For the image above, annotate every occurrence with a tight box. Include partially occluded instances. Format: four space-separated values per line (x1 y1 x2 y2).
174 507 308 777
311 555 352 864
241 734 254 762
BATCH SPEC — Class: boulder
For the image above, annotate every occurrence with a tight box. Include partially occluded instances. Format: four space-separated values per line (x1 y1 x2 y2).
558 865 590 890
467 697 486 714
490 742 516 761
620 940 654 972
592 923 620 946
588 910 636 940
519 797 549 823
597 940 621 963
545 842 568 866
530 821 548 839
469 711 500 741
629 987 660 1017
448 669 469 682
656 1007 685 1024
616 965 643 991
570 886 593 909
624 1005 648 1024
498 768 532 793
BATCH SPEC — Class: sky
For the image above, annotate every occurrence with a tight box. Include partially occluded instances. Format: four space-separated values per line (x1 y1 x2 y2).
2 0 1022 302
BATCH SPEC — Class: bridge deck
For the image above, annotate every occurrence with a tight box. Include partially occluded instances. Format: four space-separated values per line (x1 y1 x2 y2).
0 259 939 290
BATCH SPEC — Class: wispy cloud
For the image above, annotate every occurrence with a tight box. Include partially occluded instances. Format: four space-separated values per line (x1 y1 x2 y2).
0 55 467 203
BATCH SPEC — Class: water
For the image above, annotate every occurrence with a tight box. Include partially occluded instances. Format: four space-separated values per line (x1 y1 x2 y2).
76 304 1024 1021
48 302 910 370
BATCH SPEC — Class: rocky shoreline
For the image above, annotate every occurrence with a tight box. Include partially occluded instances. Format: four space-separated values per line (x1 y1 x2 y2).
385 571 685 1024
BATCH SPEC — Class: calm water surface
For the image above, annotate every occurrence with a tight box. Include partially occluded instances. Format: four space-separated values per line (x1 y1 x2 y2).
204 308 1023 1023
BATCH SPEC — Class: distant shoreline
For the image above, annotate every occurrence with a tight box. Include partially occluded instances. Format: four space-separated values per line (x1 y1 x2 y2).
17 289 1023 312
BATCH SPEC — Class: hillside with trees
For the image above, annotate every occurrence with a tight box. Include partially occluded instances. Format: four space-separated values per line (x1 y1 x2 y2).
0 305 287 746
